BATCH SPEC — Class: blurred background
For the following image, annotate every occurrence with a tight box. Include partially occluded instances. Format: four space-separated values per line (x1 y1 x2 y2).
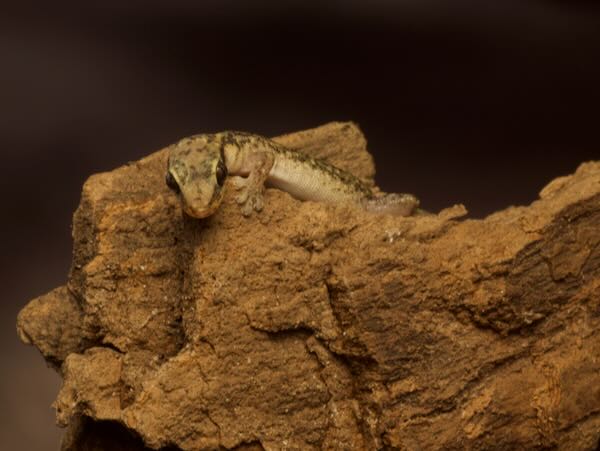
2 1 599 449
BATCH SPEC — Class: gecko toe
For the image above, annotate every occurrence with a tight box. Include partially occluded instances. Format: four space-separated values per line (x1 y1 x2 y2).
241 202 254 216
236 192 249 205
231 176 248 190
238 190 264 216
252 195 264 212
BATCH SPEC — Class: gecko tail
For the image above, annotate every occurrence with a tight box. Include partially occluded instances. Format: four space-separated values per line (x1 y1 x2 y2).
361 193 422 217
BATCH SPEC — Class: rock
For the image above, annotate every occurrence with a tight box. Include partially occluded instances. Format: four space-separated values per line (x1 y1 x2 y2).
17 122 600 450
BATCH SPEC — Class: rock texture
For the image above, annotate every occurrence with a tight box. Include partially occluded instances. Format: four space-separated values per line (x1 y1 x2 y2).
17 122 600 450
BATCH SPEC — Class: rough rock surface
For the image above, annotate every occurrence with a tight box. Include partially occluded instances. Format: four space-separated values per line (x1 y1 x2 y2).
17 122 600 450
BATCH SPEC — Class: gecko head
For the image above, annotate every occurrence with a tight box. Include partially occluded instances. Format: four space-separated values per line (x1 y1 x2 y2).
166 134 228 218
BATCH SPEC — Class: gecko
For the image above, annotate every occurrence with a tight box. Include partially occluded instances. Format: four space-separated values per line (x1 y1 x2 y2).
165 131 421 218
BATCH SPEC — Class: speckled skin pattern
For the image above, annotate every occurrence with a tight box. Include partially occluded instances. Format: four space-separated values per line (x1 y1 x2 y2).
166 131 419 218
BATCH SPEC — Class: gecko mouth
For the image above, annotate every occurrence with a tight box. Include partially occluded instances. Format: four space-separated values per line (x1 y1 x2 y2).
181 188 225 219
182 201 219 219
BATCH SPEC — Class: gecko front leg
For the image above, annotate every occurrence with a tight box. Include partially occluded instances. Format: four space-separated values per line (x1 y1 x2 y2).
231 150 275 216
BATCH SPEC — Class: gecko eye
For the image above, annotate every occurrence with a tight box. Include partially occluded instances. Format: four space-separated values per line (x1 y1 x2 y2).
165 171 180 194
215 160 227 186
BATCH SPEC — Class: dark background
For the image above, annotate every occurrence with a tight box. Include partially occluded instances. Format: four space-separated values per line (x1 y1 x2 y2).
2 1 599 449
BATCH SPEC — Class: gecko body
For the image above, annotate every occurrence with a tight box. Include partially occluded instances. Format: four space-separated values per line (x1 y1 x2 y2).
165 131 420 218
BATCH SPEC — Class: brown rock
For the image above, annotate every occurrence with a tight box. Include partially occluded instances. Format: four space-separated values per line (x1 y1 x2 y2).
17 122 600 450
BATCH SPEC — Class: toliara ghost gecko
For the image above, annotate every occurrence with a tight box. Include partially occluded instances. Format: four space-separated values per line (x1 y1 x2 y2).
165 131 422 218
